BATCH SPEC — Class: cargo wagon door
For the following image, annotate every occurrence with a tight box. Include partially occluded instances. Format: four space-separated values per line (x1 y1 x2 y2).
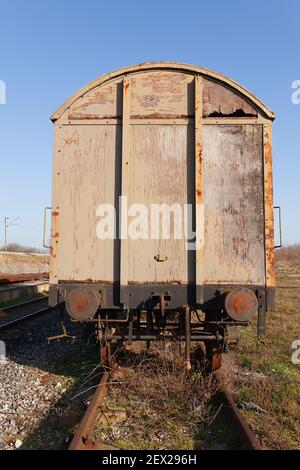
119 71 196 303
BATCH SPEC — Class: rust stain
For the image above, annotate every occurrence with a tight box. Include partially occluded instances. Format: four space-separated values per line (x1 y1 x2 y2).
68 114 121 120
225 288 258 321
62 131 79 146
264 124 275 287
196 142 203 202
128 280 190 285
130 113 190 120
59 279 113 284
59 280 193 285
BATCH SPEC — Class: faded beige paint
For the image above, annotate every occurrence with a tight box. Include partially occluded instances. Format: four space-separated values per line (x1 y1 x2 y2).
130 70 194 118
68 78 123 121
51 124 121 282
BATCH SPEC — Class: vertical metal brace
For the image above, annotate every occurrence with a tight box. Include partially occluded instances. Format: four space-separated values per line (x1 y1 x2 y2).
195 76 204 304
120 76 131 306
184 305 191 370
263 123 275 288
50 124 61 285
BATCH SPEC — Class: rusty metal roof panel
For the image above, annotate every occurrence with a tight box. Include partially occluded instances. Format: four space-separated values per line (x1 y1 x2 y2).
51 62 275 122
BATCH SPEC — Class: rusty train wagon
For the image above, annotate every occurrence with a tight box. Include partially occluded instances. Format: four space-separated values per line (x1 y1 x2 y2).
48 62 276 371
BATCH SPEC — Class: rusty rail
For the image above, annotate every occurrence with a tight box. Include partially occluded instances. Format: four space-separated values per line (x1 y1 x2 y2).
69 371 110 450
68 354 262 451
220 388 262 450
215 372 262 450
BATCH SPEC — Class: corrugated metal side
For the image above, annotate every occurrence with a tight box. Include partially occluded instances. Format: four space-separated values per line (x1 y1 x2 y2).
202 124 265 285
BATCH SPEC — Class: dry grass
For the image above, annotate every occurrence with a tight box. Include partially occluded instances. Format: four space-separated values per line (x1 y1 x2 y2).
93 342 219 450
93 254 300 450
230 259 300 449
276 243 300 262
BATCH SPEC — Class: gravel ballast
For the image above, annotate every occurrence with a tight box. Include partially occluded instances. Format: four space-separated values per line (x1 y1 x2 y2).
0 310 96 450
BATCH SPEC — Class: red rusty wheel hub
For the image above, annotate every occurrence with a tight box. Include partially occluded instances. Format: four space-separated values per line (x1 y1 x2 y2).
225 287 258 321
65 287 99 320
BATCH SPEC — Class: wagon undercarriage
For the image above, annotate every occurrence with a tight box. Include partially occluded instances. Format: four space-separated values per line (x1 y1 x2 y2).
49 281 272 372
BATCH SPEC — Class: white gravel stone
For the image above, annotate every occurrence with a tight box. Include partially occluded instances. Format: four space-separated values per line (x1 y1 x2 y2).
15 439 22 449
0 312 83 450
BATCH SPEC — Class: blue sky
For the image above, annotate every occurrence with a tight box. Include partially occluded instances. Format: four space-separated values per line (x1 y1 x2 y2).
0 0 299 248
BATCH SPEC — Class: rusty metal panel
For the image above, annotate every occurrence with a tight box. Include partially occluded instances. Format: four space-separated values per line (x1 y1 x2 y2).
195 75 204 302
202 78 258 118
130 70 194 119
263 123 275 287
53 124 121 282
67 78 123 120
128 124 195 284
52 63 275 123
202 124 265 285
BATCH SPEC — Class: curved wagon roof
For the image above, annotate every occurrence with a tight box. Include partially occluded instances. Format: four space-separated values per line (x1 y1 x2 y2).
51 62 275 122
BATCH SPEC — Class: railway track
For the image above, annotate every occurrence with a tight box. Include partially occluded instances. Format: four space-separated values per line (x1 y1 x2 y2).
69 370 110 450
215 373 262 450
68 354 262 451
0 296 51 332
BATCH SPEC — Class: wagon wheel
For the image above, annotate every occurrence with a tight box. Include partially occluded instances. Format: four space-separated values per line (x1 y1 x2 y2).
205 342 223 373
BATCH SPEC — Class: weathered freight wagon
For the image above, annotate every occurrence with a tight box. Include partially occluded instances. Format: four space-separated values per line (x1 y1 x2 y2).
47 62 276 370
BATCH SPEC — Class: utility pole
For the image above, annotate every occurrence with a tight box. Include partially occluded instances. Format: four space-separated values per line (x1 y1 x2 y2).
3 217 19 251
